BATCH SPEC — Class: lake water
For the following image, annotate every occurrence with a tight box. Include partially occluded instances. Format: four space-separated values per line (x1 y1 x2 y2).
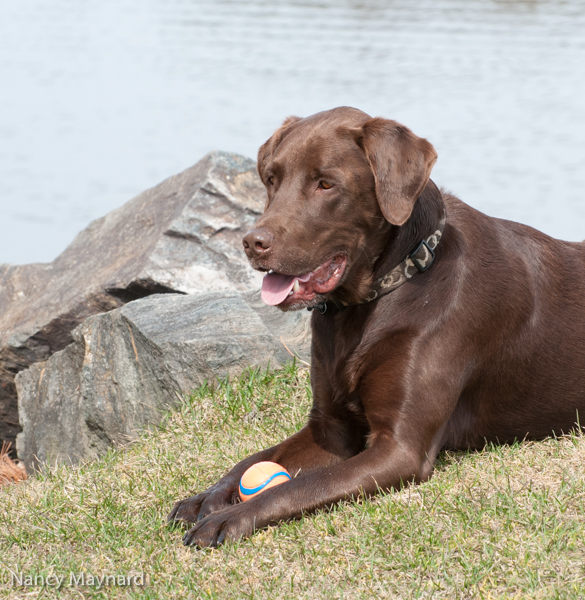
1 0 584 265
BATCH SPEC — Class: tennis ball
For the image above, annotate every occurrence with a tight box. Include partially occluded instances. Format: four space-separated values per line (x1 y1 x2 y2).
239 461 291 501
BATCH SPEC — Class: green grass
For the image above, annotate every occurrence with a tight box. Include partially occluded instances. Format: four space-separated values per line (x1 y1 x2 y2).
1 362 585 599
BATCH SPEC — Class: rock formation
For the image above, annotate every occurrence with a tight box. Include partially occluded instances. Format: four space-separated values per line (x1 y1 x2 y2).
0 152 268 449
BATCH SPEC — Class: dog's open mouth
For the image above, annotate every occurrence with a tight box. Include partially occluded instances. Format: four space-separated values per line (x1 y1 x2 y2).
261 255 347 307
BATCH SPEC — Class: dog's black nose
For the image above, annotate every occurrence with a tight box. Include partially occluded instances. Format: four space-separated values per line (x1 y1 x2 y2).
243 227 274 259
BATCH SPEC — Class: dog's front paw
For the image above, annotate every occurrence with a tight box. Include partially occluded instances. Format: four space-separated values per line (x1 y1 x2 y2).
168 482 237 525
182 504 255 548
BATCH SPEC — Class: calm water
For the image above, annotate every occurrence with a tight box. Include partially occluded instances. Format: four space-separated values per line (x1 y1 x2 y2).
1 0 584 265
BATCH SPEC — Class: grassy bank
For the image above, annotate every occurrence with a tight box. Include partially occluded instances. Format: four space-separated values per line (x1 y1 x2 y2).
1 363 584 599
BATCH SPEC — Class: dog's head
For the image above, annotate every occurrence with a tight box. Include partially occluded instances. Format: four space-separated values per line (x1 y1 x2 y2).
243 107 437 311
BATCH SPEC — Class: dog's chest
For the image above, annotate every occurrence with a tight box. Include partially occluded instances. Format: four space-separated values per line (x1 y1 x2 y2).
312 309 372 406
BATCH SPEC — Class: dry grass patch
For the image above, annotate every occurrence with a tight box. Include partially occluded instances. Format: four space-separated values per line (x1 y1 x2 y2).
1 362 585 599
0 442 26 486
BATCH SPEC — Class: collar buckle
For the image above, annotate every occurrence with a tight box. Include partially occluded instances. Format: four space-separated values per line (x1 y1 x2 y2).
409 239 436 273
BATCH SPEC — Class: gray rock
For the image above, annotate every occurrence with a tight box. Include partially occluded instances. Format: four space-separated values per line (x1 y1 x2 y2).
15 292 310 470
1 152 266 448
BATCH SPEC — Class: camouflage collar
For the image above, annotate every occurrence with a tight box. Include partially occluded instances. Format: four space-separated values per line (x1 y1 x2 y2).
309 210 447 315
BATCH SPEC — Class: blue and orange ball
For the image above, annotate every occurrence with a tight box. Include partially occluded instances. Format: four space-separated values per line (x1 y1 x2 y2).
239 461 291 501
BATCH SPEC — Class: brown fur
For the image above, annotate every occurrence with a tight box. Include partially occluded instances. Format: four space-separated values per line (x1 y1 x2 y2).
169 107 585 548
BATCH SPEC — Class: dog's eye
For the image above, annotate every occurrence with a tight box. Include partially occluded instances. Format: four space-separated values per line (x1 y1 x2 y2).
267 176 274 185
318 181 333 190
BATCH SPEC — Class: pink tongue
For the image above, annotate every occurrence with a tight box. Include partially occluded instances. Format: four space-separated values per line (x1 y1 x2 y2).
261 273 296 306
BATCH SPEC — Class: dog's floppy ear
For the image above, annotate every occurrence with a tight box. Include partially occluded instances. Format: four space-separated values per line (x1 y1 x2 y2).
351 118 437 225
257 116 302 185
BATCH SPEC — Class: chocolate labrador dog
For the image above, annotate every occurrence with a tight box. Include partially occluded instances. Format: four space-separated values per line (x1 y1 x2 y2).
169 106 585 548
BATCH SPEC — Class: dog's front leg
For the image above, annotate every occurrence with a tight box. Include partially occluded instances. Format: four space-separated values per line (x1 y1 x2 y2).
167 416 356 527
181 431 428 547
181 351 459 548
169 354 364 528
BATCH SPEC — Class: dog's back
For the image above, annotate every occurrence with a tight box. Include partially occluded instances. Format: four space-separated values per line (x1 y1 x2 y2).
436 195 585 448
